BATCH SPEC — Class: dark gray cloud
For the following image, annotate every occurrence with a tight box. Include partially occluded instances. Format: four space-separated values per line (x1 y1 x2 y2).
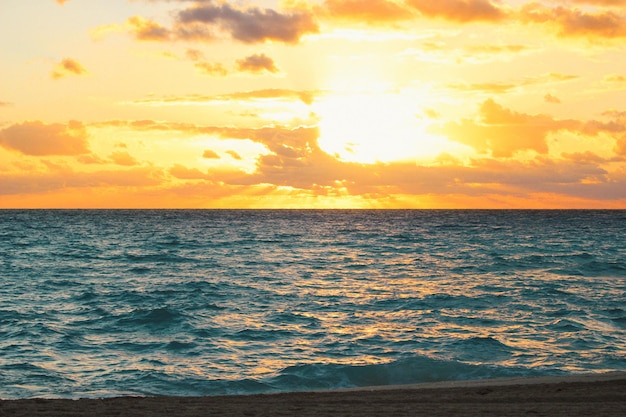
236 53 279 74
176 3 318 43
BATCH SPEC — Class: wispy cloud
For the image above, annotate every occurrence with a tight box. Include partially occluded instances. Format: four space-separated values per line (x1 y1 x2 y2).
128 89 317 106
446 72 578 94
544 93 562 104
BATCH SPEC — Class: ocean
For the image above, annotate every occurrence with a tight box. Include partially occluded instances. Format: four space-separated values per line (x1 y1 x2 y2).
0 209 624 399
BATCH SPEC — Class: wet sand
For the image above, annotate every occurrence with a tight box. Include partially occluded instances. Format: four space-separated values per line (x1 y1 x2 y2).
1 372 624 417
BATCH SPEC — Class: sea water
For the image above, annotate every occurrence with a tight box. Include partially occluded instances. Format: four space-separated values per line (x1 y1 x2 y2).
0 209 624 399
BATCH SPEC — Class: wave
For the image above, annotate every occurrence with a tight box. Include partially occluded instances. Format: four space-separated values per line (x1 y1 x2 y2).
112 307 186 328
2 210 624 399
265 355 559 394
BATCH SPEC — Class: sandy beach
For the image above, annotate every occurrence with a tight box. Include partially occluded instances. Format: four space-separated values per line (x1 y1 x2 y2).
1 372 624 417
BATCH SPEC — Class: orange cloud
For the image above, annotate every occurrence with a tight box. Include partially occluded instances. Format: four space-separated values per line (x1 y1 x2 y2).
561 151 619 164
170 164 211 180
570 0 626 6
51 58 87 79
77 154 107 165
0 167 163 196
109 150 139 166
407 0 507 23
322 0 415 23
435 99 574 157
203 150 220 159
236 53 279 74
3 117 624 207
55 0 69 4
190 124 623 203
616 136 626 155
520 3 626 39
436 99 626 157
0 121 89 156
79 116 626 204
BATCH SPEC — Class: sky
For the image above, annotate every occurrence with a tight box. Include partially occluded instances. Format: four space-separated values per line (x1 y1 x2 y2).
1 0 626 208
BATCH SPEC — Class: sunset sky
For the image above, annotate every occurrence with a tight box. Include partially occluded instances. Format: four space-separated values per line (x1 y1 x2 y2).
2 0 626 208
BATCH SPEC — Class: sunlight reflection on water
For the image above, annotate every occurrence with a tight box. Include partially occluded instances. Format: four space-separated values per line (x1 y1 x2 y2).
0 209 624 398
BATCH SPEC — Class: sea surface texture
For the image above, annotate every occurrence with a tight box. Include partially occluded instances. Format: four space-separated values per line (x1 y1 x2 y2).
0 210 624 399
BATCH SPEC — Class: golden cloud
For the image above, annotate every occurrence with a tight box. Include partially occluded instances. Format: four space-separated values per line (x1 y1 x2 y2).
3 114 625 206
0 167 163 196
51 58 87 80
436 99 626 158
436 99 572 157
109 150 139 166
321 0 415 24
570 0 626 6
169 164 211 180
407 0 507 23
0 121 89 156
203 150 220 159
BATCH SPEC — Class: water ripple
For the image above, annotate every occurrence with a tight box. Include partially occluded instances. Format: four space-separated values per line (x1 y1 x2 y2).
0 209 624 399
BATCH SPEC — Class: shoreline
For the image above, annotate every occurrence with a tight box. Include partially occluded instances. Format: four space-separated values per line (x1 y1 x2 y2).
1 372 625 417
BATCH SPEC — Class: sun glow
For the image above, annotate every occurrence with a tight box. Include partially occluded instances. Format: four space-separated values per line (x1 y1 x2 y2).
313 91 452 164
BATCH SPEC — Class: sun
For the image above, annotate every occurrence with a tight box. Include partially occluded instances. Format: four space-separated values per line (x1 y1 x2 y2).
312 90 450 164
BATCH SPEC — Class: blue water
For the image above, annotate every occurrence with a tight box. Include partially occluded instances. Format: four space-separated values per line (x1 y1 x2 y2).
0 209 624 399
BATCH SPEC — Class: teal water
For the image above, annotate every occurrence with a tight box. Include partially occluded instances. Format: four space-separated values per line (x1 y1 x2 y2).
0 210 624 399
